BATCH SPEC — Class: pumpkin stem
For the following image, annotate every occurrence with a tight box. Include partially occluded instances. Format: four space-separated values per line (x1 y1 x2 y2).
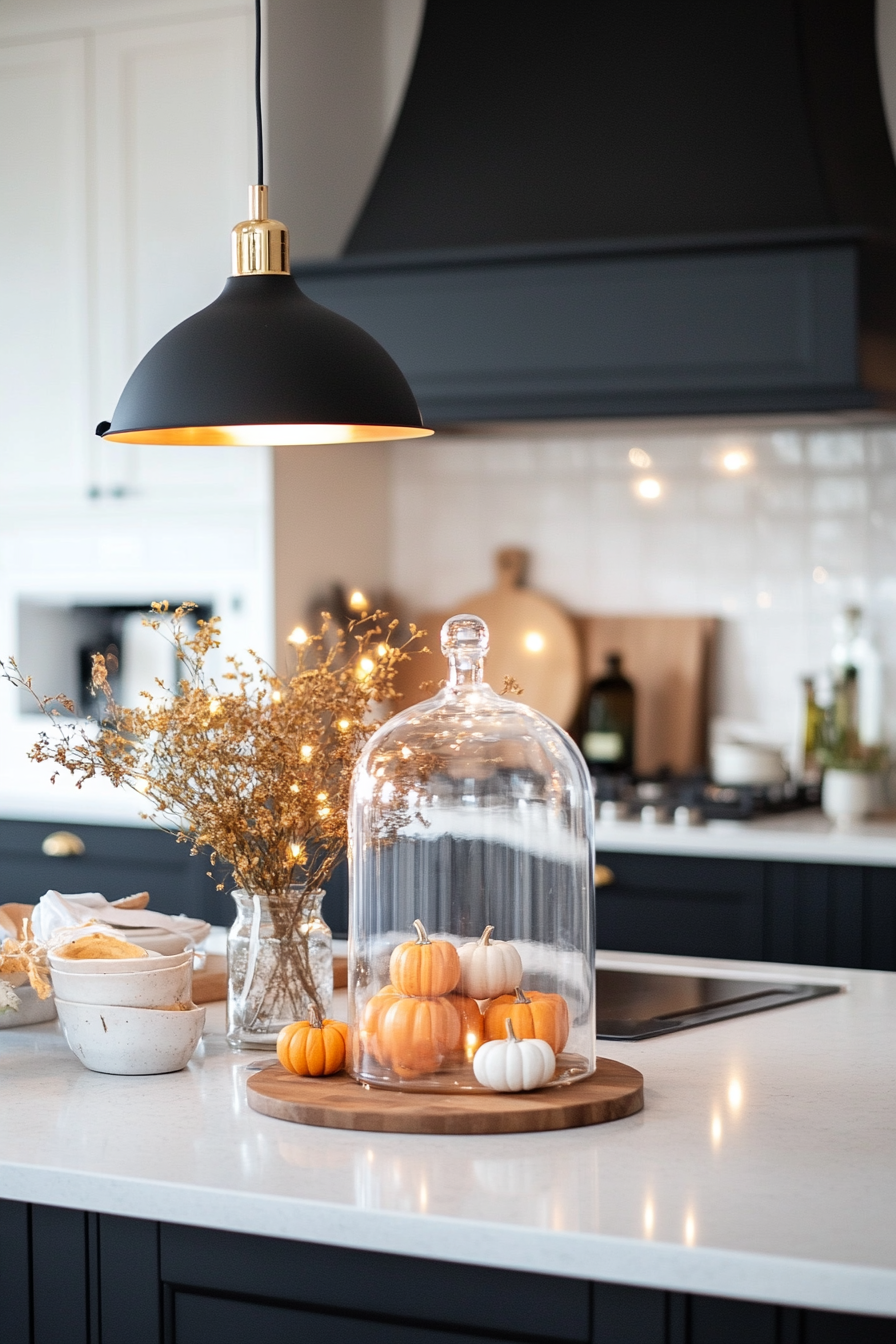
308 1007 323 1030
513 986 531 1004
478 925 495 947
412 918 430 945
504 1017 519 1043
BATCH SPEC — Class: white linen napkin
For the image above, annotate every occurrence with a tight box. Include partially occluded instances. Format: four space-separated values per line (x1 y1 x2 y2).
30 891 210 949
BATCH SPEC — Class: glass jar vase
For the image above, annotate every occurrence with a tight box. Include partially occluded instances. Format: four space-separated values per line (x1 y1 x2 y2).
227 886 332 1049
348 614 595 1092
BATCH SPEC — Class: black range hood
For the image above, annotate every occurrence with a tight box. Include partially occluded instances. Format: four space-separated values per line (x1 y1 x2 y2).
293 0 896 424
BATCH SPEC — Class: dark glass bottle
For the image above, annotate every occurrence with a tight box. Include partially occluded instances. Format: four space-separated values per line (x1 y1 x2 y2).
580 652 635 775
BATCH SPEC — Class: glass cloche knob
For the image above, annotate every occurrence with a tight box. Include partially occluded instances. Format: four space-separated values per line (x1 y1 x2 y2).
441 614 489 685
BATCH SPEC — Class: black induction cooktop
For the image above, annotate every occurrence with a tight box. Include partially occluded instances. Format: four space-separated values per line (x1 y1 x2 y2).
595 968 842 1041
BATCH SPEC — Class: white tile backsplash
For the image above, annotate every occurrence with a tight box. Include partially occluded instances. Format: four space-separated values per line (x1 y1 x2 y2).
389 425 896 756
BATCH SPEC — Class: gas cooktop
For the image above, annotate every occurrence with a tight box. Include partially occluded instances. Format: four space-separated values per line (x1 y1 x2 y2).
593 776 821 823
595 965 842 1040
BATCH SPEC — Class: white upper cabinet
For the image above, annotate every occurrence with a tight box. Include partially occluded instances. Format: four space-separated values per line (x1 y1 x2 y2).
0 8 256 503
0 38 90 499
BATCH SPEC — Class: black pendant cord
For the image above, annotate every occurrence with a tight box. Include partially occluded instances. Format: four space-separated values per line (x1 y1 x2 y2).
255 0 264 185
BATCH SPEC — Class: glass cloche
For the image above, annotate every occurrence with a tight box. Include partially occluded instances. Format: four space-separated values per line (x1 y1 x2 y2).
348 614 595 1092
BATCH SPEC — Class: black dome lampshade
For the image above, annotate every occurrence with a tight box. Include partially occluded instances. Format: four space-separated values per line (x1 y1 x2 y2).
97 187 431 447
96 0 431 449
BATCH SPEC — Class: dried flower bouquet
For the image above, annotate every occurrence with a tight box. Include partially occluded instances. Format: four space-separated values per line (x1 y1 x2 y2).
2 603 423 1022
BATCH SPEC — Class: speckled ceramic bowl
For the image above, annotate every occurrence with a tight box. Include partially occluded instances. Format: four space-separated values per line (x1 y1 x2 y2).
54 998 205 1075
50 959 193 1009
48 947 191 975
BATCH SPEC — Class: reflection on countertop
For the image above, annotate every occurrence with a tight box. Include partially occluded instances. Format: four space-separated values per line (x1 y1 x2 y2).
2 954 896 1317
595 806 896 866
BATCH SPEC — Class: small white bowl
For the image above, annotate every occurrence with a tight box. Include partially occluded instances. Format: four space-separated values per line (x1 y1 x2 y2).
125 929 195 956
55 998 205 1075
711 742 786 786
124 918 211 956
0 984 57 1028
48 947 191 975
50 960 193 1009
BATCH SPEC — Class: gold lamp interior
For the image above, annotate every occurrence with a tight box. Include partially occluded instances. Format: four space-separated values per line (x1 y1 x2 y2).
103 424 434 446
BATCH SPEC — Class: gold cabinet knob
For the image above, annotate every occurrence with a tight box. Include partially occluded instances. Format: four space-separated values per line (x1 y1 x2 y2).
594 863 615 887
41 831 86 858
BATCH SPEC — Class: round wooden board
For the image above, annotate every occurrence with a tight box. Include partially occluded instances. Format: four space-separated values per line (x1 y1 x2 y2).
246 1058 643 1135
391 549 583 730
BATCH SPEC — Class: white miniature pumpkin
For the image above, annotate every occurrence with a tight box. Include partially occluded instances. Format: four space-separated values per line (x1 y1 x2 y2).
472 1019 555 1092
458 926 523 1000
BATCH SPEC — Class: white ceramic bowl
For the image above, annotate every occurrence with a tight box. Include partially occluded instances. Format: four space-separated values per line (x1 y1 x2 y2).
55 998 205 1075
50 960 193 1008
821 767 880 826
0 984 57 1028
48 947 191 975
125 919 211 956
711 742 787 787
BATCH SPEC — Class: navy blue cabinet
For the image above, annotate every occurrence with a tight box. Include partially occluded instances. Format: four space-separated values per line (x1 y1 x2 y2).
0 817 229 926
0 819 350 935
595 850 896 971
3 1199 893 1344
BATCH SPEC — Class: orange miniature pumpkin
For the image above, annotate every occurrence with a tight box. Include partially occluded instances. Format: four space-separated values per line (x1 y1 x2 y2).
277 1013 350 1076
390 920 460 997
358 984 402 1064
448 993 484 1061
376 994 460 1077
483 987 569 1054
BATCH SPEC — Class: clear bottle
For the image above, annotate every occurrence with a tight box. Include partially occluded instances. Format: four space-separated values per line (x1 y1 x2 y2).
227 886 332 1050
348 614 595 1092
831 608 883 748
799 676 824 784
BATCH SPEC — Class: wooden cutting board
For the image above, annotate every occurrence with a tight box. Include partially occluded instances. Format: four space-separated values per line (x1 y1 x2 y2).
576 614 717 775
393 549 582 728
247 1057 643 1134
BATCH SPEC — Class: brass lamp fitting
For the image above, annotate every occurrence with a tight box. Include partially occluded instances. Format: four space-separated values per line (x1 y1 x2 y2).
231 185 290 276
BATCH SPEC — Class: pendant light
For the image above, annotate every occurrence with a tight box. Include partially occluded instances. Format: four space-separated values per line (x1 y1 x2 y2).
96 0 431 448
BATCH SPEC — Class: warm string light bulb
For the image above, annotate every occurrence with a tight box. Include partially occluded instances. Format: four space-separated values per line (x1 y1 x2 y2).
524 631 545 652
721 447 752 473
637 477 662 500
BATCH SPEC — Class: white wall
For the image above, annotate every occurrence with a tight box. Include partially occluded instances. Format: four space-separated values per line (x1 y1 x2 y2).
389 425 896 760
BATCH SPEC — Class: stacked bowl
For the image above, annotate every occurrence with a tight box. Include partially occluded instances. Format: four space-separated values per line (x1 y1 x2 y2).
49 946 205 1075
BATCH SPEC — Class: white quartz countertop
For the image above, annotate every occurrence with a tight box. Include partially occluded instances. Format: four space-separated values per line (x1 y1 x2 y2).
2 951 896 1317
595 807 896 866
